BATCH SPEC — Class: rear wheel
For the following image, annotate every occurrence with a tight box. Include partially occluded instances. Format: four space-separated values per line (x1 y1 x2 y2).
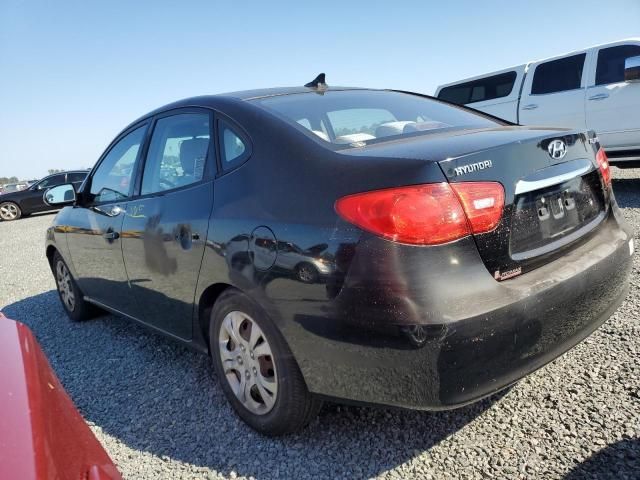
0 202 21 221
52 252 98 321
209 289 322 435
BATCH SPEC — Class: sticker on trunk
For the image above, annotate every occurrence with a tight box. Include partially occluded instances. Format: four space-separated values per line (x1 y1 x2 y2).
494 266 522 281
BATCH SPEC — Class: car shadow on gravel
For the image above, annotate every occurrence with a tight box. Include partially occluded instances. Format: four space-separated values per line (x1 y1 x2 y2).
564 437 639 479
612 177 640 209
4 290 507 479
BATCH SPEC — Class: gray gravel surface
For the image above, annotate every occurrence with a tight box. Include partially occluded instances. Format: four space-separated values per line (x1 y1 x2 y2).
0 168 639 480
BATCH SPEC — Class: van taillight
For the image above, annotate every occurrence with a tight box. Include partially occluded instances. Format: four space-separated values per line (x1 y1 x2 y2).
335 182 504 245
596 148 611 188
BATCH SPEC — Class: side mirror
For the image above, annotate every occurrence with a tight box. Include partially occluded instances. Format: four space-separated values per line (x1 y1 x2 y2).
624 55 640 82
44 183 76 206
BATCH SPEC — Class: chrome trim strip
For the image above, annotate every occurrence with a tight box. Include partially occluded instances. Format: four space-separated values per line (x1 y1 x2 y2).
514 158 595 195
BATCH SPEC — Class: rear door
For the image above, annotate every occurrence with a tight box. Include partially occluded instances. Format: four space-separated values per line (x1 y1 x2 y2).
121 110 214 339
585 42 640 150
519 53 588 128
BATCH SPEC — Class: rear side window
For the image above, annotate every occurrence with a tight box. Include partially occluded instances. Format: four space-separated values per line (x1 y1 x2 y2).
596 45 640 85
67 172 87 183
90 126 146 203
438 71 518 105
219 120 250 171
141 113 210 195
531 54 586 94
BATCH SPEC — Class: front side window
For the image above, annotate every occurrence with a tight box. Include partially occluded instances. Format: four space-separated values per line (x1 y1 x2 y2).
596 45 640 85
89 125 146 203
438 71 518 105
141 113 210 195
531 54 586 95
255 89 499 146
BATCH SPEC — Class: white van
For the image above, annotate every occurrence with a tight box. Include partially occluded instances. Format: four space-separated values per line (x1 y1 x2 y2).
435 39 640 166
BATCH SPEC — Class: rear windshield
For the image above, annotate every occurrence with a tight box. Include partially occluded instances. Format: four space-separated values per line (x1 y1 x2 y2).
254 90 500 147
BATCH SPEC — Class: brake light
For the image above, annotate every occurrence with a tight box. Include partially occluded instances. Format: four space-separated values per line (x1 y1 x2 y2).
335 182 504 245
596 148 611 188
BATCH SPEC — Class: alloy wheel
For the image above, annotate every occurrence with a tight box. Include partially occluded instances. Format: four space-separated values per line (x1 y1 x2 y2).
297 264 316 283
0 203 18 220
218 310 278 415
56 261 76 312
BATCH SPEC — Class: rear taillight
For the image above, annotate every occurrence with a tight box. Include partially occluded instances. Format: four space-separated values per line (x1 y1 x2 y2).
596 148 611 188
450 182 505 234
335 182 504 245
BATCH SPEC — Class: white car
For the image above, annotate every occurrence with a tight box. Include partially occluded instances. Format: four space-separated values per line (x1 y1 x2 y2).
435 38 640 166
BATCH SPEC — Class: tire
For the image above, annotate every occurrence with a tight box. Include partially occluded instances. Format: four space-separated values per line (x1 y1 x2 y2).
296 262 319 284
52 252 98 321
0 202 21 221
209 289 322 436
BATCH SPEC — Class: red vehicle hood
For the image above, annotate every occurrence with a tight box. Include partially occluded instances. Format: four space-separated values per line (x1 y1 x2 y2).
0 312 121 480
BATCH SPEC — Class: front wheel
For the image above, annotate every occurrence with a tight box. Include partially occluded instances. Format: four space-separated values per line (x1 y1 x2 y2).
209 289 322 435
0 202 21 221
296 262 319 283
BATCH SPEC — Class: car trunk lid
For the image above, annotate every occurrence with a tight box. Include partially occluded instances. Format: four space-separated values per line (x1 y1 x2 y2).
437 130 608 279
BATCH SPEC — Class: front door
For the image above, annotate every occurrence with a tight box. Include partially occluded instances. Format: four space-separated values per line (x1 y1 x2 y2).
66 124 148 312
121 112 214 339
586 44 640 150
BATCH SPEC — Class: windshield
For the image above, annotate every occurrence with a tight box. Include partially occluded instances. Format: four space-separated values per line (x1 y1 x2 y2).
254 89 500 147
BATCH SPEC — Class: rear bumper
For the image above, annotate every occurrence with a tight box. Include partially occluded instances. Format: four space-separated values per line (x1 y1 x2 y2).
282 210 633 409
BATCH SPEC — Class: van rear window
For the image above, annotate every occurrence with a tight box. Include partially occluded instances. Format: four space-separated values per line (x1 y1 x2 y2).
255 90 499 147
437 71 518 106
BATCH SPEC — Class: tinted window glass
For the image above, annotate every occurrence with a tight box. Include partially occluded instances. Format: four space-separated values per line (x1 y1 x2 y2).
438 71 518 105
141 113 210 195
256 90 498 146
67 172 87 183
327 108 397 138
90 126 146 203
219 121 249 169
531 54 586 94
596 45 640 85
36 174 66 190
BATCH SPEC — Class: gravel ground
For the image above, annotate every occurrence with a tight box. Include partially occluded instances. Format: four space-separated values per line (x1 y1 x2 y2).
0 168 639 480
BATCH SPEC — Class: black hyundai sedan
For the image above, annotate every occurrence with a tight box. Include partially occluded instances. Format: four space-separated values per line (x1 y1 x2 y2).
0 170 88 221
44 78 633 435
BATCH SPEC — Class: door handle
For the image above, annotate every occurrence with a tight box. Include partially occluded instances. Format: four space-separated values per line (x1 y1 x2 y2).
103 230 120 240
588 93 609 101
522 104 538 110
94 205 123 217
